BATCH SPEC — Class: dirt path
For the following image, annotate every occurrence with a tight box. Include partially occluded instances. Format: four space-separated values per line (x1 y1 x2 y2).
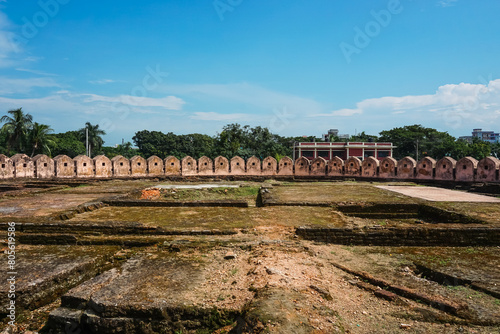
376 186 500 202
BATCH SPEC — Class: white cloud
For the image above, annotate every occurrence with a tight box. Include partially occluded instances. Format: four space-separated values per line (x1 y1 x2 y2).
0 91 186 116
330 108 362 117
2 77 498 143
0 11 10 29
190 112 252 121
89 79 120 85
0 11 20 67
0 76 60 95
437 0 458 7
157 82 328 135
0 90 186 141
23 56 43 62
316 79 500 131
15 68 58 76
0 94 87 116
82 94 185 110
160 82 324 114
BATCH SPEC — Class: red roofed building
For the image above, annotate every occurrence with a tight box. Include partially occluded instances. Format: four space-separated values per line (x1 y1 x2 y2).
293 142 395 161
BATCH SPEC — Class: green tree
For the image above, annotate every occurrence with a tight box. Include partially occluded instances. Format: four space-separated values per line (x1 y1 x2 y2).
0 131 8 155
117 142 136 158
29 122 54 157
467 138 491 160
213 124 292 159
247 126 275 158
377 124 495 160
491 142 500 159
133 124 293 160
180 133 215 159
79 122 106 158
133 130 179 158
275 136 298 158
378 125 457 160
0 108 33 153
215 123 250 158
48 131 86 157
101 142 141 159
350 131 378 142
447 138 471 159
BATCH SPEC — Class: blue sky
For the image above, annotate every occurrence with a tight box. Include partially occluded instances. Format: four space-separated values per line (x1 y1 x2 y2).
1 0 499 145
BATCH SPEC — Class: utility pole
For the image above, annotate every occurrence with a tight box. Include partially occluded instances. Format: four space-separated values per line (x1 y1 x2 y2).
415 139 419 161
86 127 89 157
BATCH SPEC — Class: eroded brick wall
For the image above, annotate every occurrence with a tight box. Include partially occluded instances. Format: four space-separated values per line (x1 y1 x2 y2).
1 154 498 183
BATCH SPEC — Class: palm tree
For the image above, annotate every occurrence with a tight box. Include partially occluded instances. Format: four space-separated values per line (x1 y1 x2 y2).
29 122 54 157
0 108 33 153
79 122 106 158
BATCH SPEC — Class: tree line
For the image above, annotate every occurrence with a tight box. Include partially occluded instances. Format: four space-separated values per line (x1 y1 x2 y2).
132 124 305 161
0 108 107 158
1 108 499 161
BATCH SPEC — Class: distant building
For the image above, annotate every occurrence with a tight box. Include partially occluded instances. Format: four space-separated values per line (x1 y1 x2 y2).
460 129 500 144
293 142 395 161
322 129 350 142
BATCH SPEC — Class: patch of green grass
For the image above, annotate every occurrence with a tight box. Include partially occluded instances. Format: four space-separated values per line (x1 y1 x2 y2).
195 330 211 334
269 182 417 204
438 258 451 266
332 310 346 333
69 206 341 229
429 202 500 225
162 186 260 202
230 267 239 276
422 254 452 266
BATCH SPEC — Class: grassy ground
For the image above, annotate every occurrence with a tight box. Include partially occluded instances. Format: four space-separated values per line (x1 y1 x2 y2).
268 182 419 204
55 179 158 194
311 243 500 325
3 179 500 333
428 202 500 225
157 185 260 205
70 206 346 229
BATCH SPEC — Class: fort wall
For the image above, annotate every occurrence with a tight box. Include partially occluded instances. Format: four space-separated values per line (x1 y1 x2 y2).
1 154 498 183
